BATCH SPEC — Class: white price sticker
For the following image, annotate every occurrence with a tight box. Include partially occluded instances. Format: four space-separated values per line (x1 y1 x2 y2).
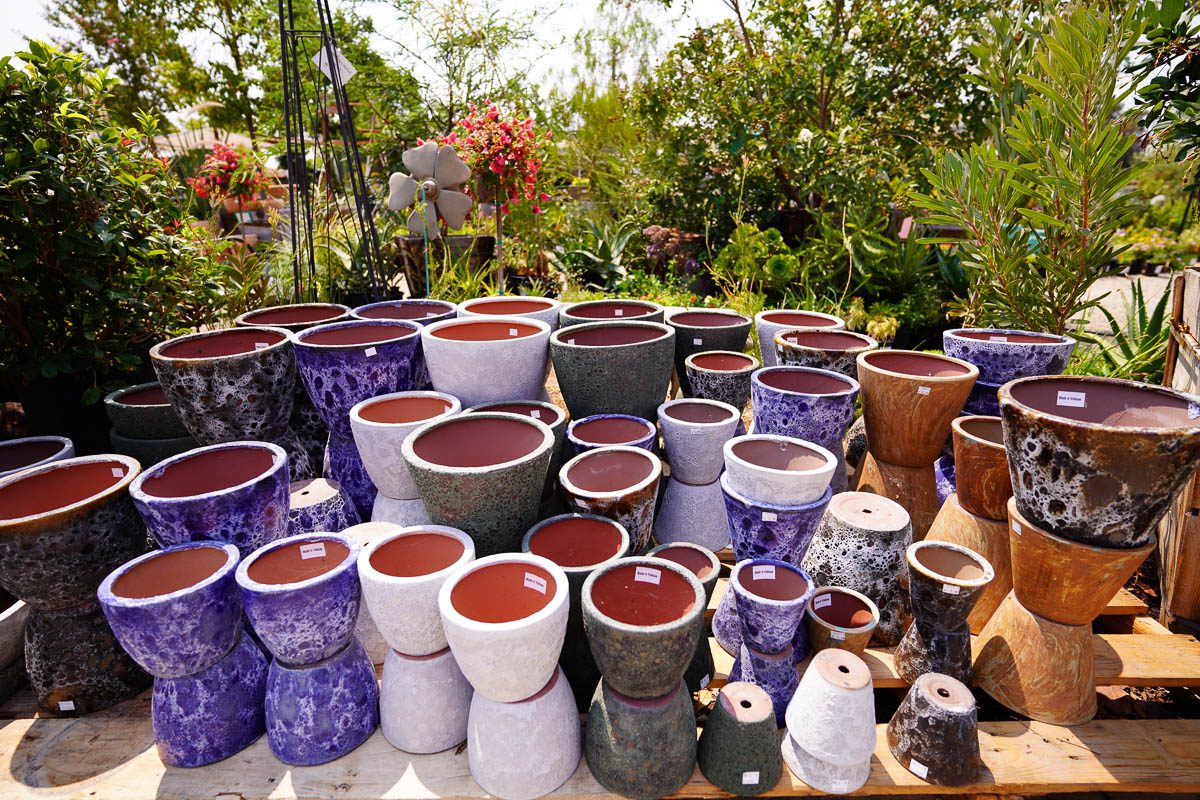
634 566 661 584
1057 390 1087 408
299 542 326 560
814 593 833 610
255 342 269 350
917 385 931 396
942 583 961 595
1012 520 1021 535
111 467 124 478
830 630 846 640
523 572 547 594
530 410 541 419
693 338 703 345
58 700 75 712
568 338 576 345
614 309 624 316
509 328 519 336
364 347 377 357
909 759 929 779
828 778 851 792
752 564 776 581
989 335 1008 342
742 771 760 786
700 673 711 688
762 511 778 522
312 44 357 86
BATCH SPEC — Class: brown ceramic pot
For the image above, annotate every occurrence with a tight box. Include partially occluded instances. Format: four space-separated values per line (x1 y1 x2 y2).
559 446 663 553
803 586 879 656
951 416 1010 520
925 493 1011 634
856 453 939 541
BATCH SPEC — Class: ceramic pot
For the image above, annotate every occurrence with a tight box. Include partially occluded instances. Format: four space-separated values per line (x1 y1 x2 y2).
559 299 665 328
582 557 705 699
104 382 189 440
755 310 845 368
422 316 552 408
236 532 361 665
684 351 758 424
550 322 675 421
856 453 940 540
728 559 814 655
646 542 721 692
924 494 1011 633
566 414 656 456
340 520 402 666
804 586 879 657
666 309 753 396
287 477 360 536
0 435 74 480
264 637 380 765
950 415 1010 519
235 302 351 331
654 477 730 552
721 473 832 565
886 672 981 785
359 525 475 656
467 400 567 499
459 295 562 331
774 329 877 379
781 732 869 796
380 645 472 753
964 379 1002 416
108 430 199 467
404 412 554 556
372 495 434 527
585 679 696 800
697 681 782 796
723 434 836 506
751 367 859 493
0 454 147 610
98 542 241 678
727 643 797 727
467 666 581 800
150 326 313 480
999 375 1200 548
658 398 740 485
439 552 569 702
559 446 663 553
353 299 457 325
152 631 268 767
130 441 289 556
934 455 956 508
943 328 1075 384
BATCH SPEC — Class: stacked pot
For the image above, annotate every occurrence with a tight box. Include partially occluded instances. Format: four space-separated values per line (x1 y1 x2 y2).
646 542 722 694
103 382 197 466
666 309 753 396
753 309 844 368
684 351 758 432
774 329 877 379
559 446 663 555
352 298 457 389
943 328 1076 417
567 414 657 456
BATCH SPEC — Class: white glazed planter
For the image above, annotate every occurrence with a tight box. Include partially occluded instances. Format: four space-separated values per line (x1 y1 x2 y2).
786 649 876 767
755 310 845 368
350 391 462 500
380 646 473 754
657 398 740 485
372 495 433 526
723 434 836 506
653 476 730 552
421 317 552 408
438 552 569 702
458 296 562 332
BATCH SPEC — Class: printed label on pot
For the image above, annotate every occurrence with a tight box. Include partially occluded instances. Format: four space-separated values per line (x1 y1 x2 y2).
299 542 326 560
742 772 760 785
634 566 661 584
814 593 833 610
364 347 377 357
1012 520 1021 535
700 673 711 688
614 309 623 316
909 758 929 779
568 338 575 345
509 328 519 336
693 338 703 345
752 564 776 581
255 342 269 350
58 700 75 712
762 511 778 522
941 583 961 594
111 467 124 478
917 385 931 395
1056 390 1087 408
530 409 541 419
828 778 851 792
523 572 547 594
989 335 1007 342
830 629 846 640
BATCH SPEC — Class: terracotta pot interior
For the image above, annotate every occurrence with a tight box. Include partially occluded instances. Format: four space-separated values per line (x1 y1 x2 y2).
0 460 128 520
781 330 870 350
450 561 556 623
243 305 345 326
739 564 810 601
159 329 287 359
690 352 755 372
864 351 971 378
671 311 745 328
812 590 874 629
112 546 229 599
527 517 625 568
413 417 543 468
759 369 852 396
360 396 453 425
651 546 715 580
567 450 655 493
663 402 735 425
358 302 453 320
762 311 838 328
369 532 465 578
560 325 666 347
956 330 1063 345
115 385 169 406
731 439 827 472
465 298 555 315
431 320 542 341
571 302 655 320
591 563 695 625
474 402 561 425
300 322 416 347
141 447 276 498
914 545 985 582
246 539 351 585
573 416 652 444
1010 379 1195 428
957 416 1004 446
0 440 66 473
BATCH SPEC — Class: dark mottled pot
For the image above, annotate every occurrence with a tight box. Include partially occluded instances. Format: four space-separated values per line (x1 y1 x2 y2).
666 309 753 396
684 350 759 419
886 672 981 785
264 637 379 765
467 400 568 499
728 644 797 727
109 430 199 468
236 532 362 665
152 631 268 767
585 679 696 800
755 310 845 368
721 474 831 565
0 435 74 480
647 542 722 693
559 299 665 328
104 382 189 440
130 442 290 556
1000 375 1200 548
943 328 1075 384
567 414 656 456
963 379 1002 416
560 446 663 554
0 454 148 610
324 432 377 521
697 681 782 795
774 329 878 379
287 477 360 536
550 321 675 421
98 542 242 678
894 618 972 684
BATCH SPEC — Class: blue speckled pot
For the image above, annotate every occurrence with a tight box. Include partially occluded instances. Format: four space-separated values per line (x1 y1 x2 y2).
943 328 1075 384
566 414 657 456
236 532 362 666
129 441 290 557
287 478 361 536
728 643 797 728
264 637 380 766
751 367 860 493
727 559 814 656
324 432 377 521
963 379 1002 416
352 300 456 390
98 542 241 678
934 456 956 508
152 631 268 767
721 473 832 566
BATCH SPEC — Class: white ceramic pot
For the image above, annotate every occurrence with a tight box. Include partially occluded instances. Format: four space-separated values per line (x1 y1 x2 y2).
341 518 401 665
372 494 433 526
380 646 473 754
657 398 740 485
421 317 552 408
723 434 836 505
350 391 462 500
653 476 730 552
755 310 845 368
786 648 875 767
458 296 562 332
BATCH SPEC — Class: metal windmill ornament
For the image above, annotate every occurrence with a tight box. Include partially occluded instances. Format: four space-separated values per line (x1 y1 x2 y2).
387 141 473 239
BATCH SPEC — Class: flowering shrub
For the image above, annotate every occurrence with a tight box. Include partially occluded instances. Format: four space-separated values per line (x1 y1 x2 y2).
187 143 271 205
643 225 704 275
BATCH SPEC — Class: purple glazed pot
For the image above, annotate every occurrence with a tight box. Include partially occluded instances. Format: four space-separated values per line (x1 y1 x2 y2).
728 644 797 728
964 379 1002 416
943 328 1075 384
721 472 832 566
323 433 378 521
352 300 457 390
152 630 268 767
566 414 657 456
129 441 290 556
751 366 860 494
287 478 361 536
727 559 814 656
236 532 362 665
0 435 75 480
98 542 242 678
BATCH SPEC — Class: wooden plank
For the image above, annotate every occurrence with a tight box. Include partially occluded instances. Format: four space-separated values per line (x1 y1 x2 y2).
1099 615 1175 635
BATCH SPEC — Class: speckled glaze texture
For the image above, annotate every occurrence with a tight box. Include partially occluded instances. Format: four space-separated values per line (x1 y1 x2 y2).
152 632 268 767
774 331 878 379
886 672 981 785
585 680 696 800
130 442 290 557
697 683 782 796
934 456 956 508
666 310 753 396
467 401 566 499
729 644 797 727
781 733 870 795
566 414 657 456
98 542 242 678
964 380 1002 416
422 317 552 408
560 447 663 554
894 620 972 684
550 322 675 421
754 310 846 368
653 477 731 552
380 646 472 754
999 375 1200 548
685 351 758 419
658 398 740 485
264 637 380 766
559 300 665 328
726 560 814 655
324 432 378 521
287 478 361 536
943 328 1075 384
104 382 190 440
721 474 832 566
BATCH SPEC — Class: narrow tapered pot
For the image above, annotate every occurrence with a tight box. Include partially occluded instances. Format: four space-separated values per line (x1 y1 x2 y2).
666 309 753 396
403 412 554 556
951 415 1010 520
287 477 360 536
999 375 1200 548
550 321 675 421
559 446 663 553
236 302 351 332
755 310 845 368
724 434 836 506
567 413 656 456
654 476 731 552
856 453 940 540
352 299 456 325
697 682 783 795
684 351 758 419
721 473 832 566
350 391 461 502
0 435 74 480
647 542 720 692
728 643 797 727
784 649 876 775
804 586 879 657
943 328 1075 384
886 672 981 785
925 494 1011 633
130 441 290 556
658 398 739 485
380 645 472 754
104 382 189 440
559 299 664 328
422 316 552 407
774 329 877 379
459 295 562 331
728 559 815 655
467 400 567 498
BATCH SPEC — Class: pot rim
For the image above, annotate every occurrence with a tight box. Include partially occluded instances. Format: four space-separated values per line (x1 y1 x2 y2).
905 540 995 589
723 434 838 478
566 414 656 448
561 299 664 320
665 307 753 328
268 636 360 673
402 411 555 475
752 366 860 398
423 314 552 344
350 299 457 321
0 435 74 473
774 328 877 353
457 295 562 314
755 309 845 329
856 348 979 383
1006 496 1157 555
150 325 293 362
657 398 741 429
438 552 569 632
0 453 141 526
645 542 721 585
233 302 351 329
998 374 1200 435
358 524 476 587
684 349 759 374
731 558 815 608
581 555 705 634
465 400 567 429
104 381 171 409
944 327 1074 347
549 320 674 349
951 414 1005 453
235 532 361 594
293 317 422 350
804 585 880 634
98 541 240 610
350 391 462 431
559 445 663 499
520 513 631 574
719 471 834 513
129 441 286 506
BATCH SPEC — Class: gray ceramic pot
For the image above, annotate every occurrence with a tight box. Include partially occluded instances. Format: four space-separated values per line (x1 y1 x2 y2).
235 303 351 332
774 329 878 379
466 400 567 499
550 321 675 421
104 382 190 440
754 309 845 368
559 299 665 328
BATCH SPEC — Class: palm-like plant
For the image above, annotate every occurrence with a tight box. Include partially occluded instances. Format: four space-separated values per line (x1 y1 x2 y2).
560 219 637 291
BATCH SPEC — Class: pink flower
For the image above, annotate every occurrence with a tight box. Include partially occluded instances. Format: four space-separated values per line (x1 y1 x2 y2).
500 203 510 214
533 205 543 214
539 192 550 202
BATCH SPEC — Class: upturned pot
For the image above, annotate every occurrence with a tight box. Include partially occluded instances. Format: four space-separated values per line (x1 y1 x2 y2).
235 302 351 332
0 435 74 480
719 559 814 656
567 414 656 456
684 351 758 422
697 682 783 795
646 542 721 692
951 415 1011 519
658 398 740 485
886 672 981 785
925 494 1011 633
721 473 832 565
804 586 879 657
754 310 845 368
422 316 552 407
130 441 290 555
380 645 473 754
98 542 241 678
666 309 753 396
287 477 360 536
236 532 362 665
964 379 1002 416
550 322 675 421
774 329 877 379
582 557 705 699
459 295 562 331
404 412 554 556
467 400 567 498
654 477 731 552
352 298 457 325
723 434 836 506
728 643 797 727
350 391 462 507
998 375 1200 548
559 299 665 328
559 446 663 553
943 328 1075 384
467 666 582 800
104 382 189 440
751 367 860 493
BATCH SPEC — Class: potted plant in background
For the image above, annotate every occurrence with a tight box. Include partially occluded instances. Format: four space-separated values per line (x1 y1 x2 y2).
187 142 273 223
